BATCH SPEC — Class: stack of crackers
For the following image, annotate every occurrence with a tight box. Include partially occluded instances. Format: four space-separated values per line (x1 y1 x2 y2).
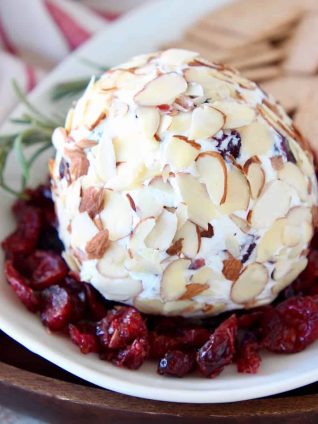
165 0 318 161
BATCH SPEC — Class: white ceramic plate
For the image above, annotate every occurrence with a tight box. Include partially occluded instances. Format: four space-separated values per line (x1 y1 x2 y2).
0 0 318 404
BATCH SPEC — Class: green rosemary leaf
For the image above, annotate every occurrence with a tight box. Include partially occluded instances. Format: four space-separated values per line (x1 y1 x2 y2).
50 78 89 101
13 134 29 188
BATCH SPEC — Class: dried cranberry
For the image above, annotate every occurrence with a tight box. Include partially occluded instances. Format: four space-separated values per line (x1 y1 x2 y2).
4 260 39 312
84 283 108 321
291 251 318 295
27 251 68 289
275 134 296 163
214 130 241 159
113 338 149 370
241 241 256 263
69 323 99 354
2 205 42 257
158 350 195 377
261 297 318 353
189 258 206 270
236 331 261 374
37 227 64 253
96 306 147 350
179 327 211 348
149 332 181 359
196 315 237 378
62 276 86 323
40 285 73 331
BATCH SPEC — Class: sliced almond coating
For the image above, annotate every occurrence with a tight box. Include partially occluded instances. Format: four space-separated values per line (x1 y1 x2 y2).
168 112 192 133
175 220 201 258
79 187 105 219
272 258 308 295
212 101 255 129
148 176 176 207
278 162 308 201
99 277 142 302
134 73 187 106
184 67 233 99
163 300 193 315
71 212 98 249
312 205 318 230
251 181 291 229
160 49 198 66
100 190 132 241
230 214 251 234
145 209 177 250
240 122 274 156
283 206 313 247
134 297 164 315
288 138 314 177
166 238 183 256
191 266 214 285
220 168 250 214
136 107 160 137
189 105 225 139
175 203 188 230
106 162 147 191
179 283 209 300
131 186 164 220
129 217 156 254
257 218 286 262
164 136 199 170
196 152 227 205
86 230 110 259
243 157 265 199
161 259 191 301
222 253 243 281
92 136 116 184
231 263 268 304
175 173 219 229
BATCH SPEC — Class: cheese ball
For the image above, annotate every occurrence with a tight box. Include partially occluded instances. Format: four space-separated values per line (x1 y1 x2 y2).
50 49 318 317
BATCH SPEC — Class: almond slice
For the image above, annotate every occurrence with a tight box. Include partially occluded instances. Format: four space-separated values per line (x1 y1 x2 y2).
175 173 220 229
100 190 132 241
161 258 191 301
272 257 308 295
257 218 286 262
160 49 199 66
92 136 116 184
134 297 164 314
196 152 227 205
97 243 128 278
106 162 147 191
243 157 265 199
189 105 225 139
184 67 232 99
168 112 192 133
79 187 105 219
191 266 214 284
145 209 177 250
179 283 209 300
166 238 183 256
175 220 201 258
240 122 275 156
212 101 255 129
136 106 160 137
130 186 164 220
98 277 142 302
129 217 156 256
148 176 176 207
86 229 110 259
283 206 313 247
230 214 251 234
164 136 200 170
231 263 268 304
222 253 243 281
277 162 308 201
251 181 291 229
220 167 250 214
134 73 187 106
71 212 98 249
163 300 193 315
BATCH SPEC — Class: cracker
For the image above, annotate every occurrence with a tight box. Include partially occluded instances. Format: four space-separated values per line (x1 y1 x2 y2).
229 47 285 70
262 76 318 113
284 12 318 74
196 0 303 47
294 91 318 162
242 66 281 82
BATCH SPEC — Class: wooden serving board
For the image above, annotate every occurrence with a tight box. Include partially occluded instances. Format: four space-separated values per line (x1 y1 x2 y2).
0 331 318 423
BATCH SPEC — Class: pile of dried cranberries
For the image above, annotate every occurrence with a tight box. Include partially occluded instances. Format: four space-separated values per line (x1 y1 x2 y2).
2 184 318 378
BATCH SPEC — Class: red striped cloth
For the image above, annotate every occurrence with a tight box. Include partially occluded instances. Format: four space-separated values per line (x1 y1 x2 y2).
0 0 147 124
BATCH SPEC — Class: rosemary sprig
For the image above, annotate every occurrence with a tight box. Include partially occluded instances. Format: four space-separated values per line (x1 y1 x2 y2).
50 78 90 101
